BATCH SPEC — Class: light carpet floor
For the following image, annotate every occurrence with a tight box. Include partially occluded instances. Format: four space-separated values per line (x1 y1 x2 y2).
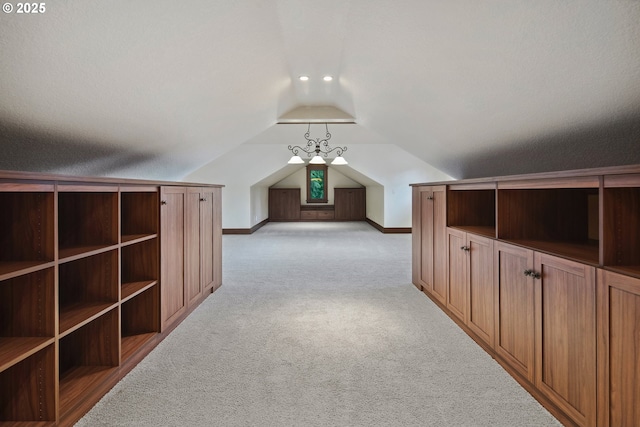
76 221 561 426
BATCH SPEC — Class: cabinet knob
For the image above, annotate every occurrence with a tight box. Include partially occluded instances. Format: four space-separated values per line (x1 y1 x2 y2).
161 200 167 205
460 246 470 252
524 269 541 279
200 198 207 202
427 196 434 200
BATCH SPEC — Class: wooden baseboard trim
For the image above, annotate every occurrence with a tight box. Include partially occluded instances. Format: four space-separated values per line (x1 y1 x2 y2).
365 218 411 234
223 218 269 235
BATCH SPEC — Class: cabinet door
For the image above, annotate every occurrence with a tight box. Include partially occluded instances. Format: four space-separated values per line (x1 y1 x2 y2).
432 186 447 304
212 187 222 291
413 186 446 304
269 188 300 220
160 186 186 331
466 234 494 347
534 253 596 427
185 190 202 307
411 187 423 289
335 188 365 220
494 242 535 382
199 188 215 293
418 188 434 292
446 228 467 322
597 270 640 427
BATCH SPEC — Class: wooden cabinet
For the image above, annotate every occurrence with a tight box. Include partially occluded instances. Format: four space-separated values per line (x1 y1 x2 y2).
269 188 300 220
446 229 494 345
300 206 335 220
412 185 447 304
597 270 640 427
411 166 640 427
334 187 365 220
161 186 221 330
534 253 596 427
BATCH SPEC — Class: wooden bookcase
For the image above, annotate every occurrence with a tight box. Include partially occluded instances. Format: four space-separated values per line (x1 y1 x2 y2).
0 170 223 426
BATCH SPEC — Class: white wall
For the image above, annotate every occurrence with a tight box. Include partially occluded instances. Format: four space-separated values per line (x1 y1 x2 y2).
185 140 451 230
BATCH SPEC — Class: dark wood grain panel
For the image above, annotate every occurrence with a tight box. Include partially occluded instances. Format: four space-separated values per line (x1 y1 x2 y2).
269 188 301 220
0 344 56 422
121 239 158 298
58 250 118 333
58 191 118 251
446 228 467 322
447 189 495 230
334 188 365 220
0 338 54 373
0 192 54 264
212 187 223 290
467 234 494 347
185 191 201 306
199 188 215 292
432 187 448 305
121 191 159 237
603 187 640 268
494 242 535 382
160 187 186 331
535 253 596 427
0 268 55 338
597 270 640 427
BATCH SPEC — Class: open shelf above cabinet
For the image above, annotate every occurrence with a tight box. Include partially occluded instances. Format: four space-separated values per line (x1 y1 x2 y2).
447 186 496 238
498 187 600 264
603 174 640 277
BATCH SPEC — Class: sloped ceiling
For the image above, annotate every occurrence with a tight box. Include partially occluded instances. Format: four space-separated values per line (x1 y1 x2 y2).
0 0 639 180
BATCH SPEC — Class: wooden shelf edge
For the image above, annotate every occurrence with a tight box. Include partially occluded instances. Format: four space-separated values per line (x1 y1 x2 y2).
58 244 119 264
121 281 157 302
602 265 640 279
120 234 158 246
449 225 496 238
0 337 55 373
500 239 600 266
0 261 55 282
58 303 118 338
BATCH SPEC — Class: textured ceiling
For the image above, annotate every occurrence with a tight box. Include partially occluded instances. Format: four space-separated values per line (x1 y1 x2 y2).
0 0 639 180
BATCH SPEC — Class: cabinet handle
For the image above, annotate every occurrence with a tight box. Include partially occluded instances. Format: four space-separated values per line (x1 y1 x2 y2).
427 196 434 200
460 246 470 252
200 198 207 202
161 200 167 205
524 269 541 279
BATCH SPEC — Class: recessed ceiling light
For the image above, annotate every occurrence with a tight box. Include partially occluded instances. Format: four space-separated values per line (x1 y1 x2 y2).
299 75 309 81
323 76 333 81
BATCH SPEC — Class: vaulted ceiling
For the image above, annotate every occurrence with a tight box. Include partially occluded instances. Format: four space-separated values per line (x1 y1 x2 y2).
1 0 639 180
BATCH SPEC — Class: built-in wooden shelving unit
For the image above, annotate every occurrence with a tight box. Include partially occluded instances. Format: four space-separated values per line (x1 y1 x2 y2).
0 170 222 426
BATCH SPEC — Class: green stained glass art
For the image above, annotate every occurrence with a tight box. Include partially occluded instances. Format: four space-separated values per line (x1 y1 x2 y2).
310 170 324 199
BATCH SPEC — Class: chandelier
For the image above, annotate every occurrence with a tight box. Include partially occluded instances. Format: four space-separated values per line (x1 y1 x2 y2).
287 123 348 165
